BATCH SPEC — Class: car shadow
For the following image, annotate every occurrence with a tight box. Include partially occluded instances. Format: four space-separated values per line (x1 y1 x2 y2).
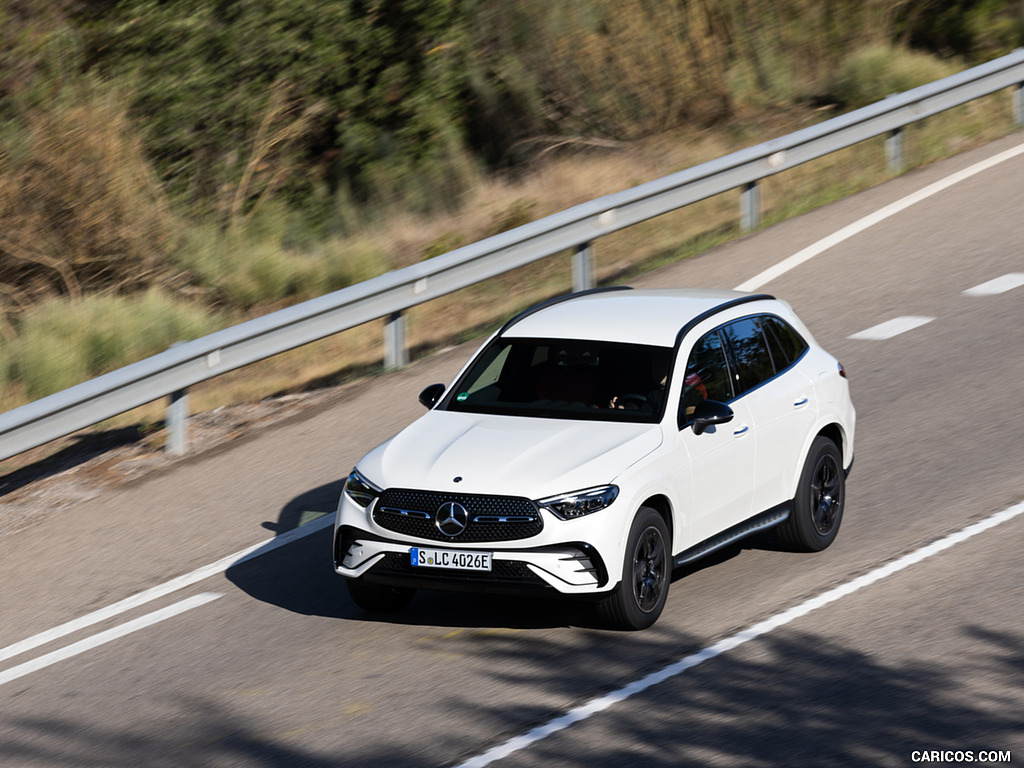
224 479 596 630
227 480 790 631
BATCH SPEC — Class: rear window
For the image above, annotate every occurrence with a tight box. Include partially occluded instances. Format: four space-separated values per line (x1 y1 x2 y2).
762 315 809 370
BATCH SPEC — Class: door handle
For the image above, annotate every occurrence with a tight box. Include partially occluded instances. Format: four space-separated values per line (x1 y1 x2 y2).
794 397 809 408
733 425 750 437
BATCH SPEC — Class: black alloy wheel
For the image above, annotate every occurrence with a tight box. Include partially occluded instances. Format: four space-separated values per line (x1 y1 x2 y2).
810 450 842 536
776 435 845 552
598 506 671 630
633 525 667 612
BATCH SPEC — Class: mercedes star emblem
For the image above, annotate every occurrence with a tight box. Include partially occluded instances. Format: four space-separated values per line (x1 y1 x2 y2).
436 501 469 537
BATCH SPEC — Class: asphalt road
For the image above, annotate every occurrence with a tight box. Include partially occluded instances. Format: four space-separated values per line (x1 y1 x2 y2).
1 133 1023 768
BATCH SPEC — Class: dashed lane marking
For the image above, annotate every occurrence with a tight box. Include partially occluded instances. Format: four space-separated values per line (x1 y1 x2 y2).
734 142 1024 292
963 273 1024 296
848 316 935 341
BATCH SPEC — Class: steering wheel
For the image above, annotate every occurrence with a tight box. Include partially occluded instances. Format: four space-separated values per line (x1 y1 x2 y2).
615 393 648 410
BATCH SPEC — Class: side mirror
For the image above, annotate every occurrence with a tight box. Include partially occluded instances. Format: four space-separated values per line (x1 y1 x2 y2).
418 383 445 409
691 400 734 435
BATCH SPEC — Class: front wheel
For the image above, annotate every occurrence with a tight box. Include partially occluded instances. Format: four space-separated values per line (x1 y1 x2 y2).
598 507 671 630
346 578 416 612
776 436 845 552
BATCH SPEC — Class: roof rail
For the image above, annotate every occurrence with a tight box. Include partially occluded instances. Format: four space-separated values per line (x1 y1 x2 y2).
672 293 775 349
496 286 634 336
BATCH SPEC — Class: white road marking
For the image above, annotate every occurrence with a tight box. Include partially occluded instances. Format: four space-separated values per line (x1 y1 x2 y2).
848 316 935 340
456 499 1024 768
963 273 1024 296
734 142 1024 292
0 593 222 687
0 515 333 665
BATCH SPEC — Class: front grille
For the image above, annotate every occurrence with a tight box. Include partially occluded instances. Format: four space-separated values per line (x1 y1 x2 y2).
373 488 543 542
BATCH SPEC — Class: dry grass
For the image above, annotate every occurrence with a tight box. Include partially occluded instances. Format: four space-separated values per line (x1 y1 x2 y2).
0 85 177 309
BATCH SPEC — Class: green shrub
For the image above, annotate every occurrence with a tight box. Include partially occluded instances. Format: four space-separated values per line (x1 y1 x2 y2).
895 1 1024 61
422 232 467 261
74 1 474 214
829 45 963 108
177 207 391 309
487 199 537 237
12 291 220 399
15 334 89 401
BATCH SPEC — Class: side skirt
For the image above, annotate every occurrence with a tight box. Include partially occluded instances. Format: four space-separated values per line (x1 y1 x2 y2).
673 503 791 568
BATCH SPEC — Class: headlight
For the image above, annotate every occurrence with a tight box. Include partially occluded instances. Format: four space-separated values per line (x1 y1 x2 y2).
536 485 619 520
344 469 381 508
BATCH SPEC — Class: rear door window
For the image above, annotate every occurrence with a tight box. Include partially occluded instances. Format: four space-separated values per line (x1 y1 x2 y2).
721 317 775 397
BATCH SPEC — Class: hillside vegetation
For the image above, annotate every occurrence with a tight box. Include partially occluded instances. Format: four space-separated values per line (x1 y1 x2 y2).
1 0 1022 412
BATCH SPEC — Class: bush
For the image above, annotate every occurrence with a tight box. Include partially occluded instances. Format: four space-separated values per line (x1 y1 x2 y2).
895 1 1024 61
74 0 475 214
466 0 731 144
178 207 391 309
11 291 221 399
0 83 177 303
829 45 963 108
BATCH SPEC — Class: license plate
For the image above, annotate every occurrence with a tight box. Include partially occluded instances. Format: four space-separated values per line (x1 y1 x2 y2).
410 547 492 571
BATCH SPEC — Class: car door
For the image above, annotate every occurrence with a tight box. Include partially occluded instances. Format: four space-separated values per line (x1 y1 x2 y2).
721 315 816 515
675 327 757 547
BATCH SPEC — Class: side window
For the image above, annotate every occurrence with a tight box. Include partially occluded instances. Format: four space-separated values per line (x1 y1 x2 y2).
679 330 732 425
762 315 808 371
721 317 775 397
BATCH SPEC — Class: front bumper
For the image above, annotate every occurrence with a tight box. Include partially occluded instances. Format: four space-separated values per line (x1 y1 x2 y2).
334 525 611 596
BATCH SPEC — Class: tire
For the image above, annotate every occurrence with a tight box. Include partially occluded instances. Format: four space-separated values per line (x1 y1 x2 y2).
776 436 845 552
346 578 415 612
598 507 671 630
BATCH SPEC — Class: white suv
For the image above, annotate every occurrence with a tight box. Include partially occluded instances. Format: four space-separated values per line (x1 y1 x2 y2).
334 287 855 629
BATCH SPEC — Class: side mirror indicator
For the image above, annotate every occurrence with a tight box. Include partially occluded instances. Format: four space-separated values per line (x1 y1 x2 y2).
691 400 734 435
419 383 445 409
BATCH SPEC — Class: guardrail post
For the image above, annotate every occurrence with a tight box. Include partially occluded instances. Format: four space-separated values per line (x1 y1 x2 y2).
886 126 904 171
740 181 760 232
1014 81 1023 126
573 242 594 292
384 311 408 370
166 388 188 456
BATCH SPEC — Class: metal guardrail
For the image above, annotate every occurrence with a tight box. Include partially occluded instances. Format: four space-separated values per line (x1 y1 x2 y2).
2 49 1023 462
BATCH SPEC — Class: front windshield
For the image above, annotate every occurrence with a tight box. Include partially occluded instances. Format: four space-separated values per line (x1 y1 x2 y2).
442 337 674 423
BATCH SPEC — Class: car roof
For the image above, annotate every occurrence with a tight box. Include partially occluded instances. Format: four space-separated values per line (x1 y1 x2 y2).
501 288 774 347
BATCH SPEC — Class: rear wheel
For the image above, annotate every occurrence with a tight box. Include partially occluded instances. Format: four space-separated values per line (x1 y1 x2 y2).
776 436 845 552
598 507 671 630
346 579 416 612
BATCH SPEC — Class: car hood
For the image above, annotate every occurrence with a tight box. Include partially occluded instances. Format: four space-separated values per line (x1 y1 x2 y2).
359 411 663 499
